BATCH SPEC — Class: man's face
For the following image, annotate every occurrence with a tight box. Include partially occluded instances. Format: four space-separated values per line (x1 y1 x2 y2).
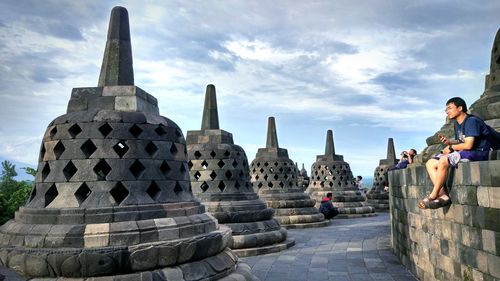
445 103 462 119
408 150 415 156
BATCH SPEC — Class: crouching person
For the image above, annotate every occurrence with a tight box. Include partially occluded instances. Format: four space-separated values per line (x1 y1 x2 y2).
319 192 339 219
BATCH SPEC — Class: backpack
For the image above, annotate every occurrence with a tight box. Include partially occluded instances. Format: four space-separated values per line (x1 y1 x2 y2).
465 115 500 150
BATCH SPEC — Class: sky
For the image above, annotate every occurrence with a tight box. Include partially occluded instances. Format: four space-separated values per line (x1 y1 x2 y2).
0 0 499 178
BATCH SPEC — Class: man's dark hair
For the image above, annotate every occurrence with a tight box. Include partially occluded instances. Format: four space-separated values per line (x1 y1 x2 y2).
326 192 332 198
357 175 362 180
446 97 468 113
410 149 417 155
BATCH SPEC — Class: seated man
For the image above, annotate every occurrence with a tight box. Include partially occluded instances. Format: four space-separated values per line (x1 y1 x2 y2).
391 149 417 170
420 97 492 209
319 192 339 220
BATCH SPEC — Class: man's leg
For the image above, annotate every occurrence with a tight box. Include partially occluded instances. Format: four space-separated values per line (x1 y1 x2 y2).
429 156 449 199
426 158 439 186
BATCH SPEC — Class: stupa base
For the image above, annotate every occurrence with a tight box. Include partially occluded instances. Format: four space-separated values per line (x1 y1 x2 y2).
22 248 258 281
335 213 378 219
367 199 390 211
282 219 331 229
232 238 295 257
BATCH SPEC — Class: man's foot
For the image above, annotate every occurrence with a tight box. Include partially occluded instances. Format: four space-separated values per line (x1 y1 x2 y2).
418 196 436 209
428 195 451 209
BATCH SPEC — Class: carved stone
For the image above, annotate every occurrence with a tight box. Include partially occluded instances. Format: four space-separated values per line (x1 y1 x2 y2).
0 7 257 280
249 117 329 229
366 138 398 211
306 130 376 218
186 85 294 257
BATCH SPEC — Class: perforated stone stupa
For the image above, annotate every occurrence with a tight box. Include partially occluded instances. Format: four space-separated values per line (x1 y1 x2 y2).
0 7 256 280
186 86 293 257
366 138 397 211
296 163 310 191
249 117 329 229
306 130 376 218
470 28 500 133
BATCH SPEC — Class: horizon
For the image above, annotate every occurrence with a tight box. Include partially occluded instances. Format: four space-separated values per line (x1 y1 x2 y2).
1 1 499 177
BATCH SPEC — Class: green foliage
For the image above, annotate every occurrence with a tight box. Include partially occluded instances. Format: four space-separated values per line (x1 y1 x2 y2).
0 161 35 225
22 166 37 177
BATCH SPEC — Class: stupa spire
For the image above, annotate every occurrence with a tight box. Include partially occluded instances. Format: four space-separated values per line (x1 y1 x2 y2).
386 138 396 160
98 6 134 86
325 130 335 156
201 84 220 130
266 116 279 148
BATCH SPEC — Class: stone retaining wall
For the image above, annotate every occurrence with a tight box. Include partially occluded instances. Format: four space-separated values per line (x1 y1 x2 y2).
389 154 500 281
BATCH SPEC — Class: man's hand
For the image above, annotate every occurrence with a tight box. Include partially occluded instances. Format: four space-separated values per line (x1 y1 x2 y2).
437 134 451 145
441 145 451 154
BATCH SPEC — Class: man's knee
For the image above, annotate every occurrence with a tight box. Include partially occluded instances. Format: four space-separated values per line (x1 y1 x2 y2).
438 157 449 168
426 159 438 169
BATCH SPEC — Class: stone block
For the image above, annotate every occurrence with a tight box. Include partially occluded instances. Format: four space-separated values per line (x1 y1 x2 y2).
469 161 481 186
93 110 123 122
84 223 110 248
477 187 490 207
157 245 178 267
489 186 500 209
481 229 498 255
161 267 184 281
25 253 50 277
88 96 116 111
477 250 489 273
122 111 147 124
484 207 500 232
79 252 114 277
130 245 158 271
487 253 500 278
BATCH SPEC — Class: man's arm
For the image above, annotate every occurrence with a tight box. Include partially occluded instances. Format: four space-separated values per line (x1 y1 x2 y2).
442 136 474 153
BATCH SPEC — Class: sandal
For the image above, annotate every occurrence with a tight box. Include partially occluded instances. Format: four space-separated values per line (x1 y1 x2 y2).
428 196 451 209
418 196 435 209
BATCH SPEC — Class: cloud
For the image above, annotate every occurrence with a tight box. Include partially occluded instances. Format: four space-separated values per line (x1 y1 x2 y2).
0 0 497 178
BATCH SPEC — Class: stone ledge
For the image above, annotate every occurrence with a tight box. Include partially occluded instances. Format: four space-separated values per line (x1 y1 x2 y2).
232 238 295 257
390 160 500 281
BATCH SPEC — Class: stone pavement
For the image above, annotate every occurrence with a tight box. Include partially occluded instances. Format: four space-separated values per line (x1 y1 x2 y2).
241 213 418 281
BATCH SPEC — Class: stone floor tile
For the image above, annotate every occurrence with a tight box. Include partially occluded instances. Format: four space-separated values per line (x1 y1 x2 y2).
241 213 417 281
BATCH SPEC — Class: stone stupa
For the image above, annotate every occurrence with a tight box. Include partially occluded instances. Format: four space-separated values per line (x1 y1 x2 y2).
296 163 310 191
306 130 376 218
186 86 294 257
0 7 257 280
366 138 398 211
249 117 329 228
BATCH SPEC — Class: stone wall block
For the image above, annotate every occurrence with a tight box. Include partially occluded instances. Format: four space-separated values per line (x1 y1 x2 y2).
477 187 490 207
472 206 486 229
489 186 500 209
488 253 500 278
469 162 482 186
484 207 500 232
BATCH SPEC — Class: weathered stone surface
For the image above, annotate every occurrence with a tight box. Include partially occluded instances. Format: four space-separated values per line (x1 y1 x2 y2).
0 7 255 281
187 85 292 256
306 130 376 218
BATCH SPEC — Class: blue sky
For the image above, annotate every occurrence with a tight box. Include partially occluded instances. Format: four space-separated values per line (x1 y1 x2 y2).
0 0 499 178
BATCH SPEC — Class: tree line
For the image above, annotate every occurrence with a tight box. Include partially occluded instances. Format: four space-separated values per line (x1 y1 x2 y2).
0 160 34 225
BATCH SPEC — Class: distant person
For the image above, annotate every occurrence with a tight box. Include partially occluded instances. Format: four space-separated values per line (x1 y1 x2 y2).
391 149 417 170
384 149 417 192
355 175 367 194
319 192 339 220
420 97 497 209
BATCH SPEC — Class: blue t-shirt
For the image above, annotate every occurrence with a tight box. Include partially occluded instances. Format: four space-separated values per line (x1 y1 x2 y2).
454 115 491 151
